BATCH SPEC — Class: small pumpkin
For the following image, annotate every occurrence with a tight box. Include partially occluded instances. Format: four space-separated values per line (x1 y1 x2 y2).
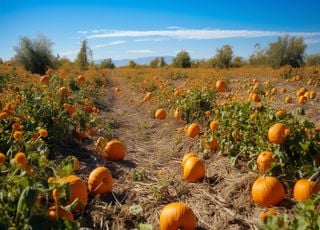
0 152 6 165
14 152 28 168
259 208 277 222
48 205 74 221
88 166 113 195
159 202 196 230
155 109 167 120
216 80 226 93
257 151 273 172
53 175 88 210
186 123 200 138
209 120 219 131
183 156 205 182
284 96 292 104
298 95 307 105
293 179 320 201
252 176 285 206
102 140 126 161
40 75 49 84
268 123 286 144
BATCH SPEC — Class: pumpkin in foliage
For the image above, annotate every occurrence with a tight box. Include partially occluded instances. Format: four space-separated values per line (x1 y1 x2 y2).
48 205 74 221
252 176 285 206
293 179 320 201
88 167 113 195
209 120 219 131
186 123 200 138
183 156 205 182
53 175 88 210
155 108 167 120
159 202 196 230
14 152 28 168
216 80 226 93
257 151 273 172
268 123 286 144
0 152 6 165
102 140 126 161
259 208 277 222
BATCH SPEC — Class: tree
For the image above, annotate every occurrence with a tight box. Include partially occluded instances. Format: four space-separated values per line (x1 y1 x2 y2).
75 40 92 70
0 57 3 64
249 43 268 66
100 58 115 69
306 54 320 66
232 56 247 68
149 57 160 68
215 45 233 68
14 35 55 74
172 51 191 68
128 60 137 68
159 56 167 67
267 35 306 68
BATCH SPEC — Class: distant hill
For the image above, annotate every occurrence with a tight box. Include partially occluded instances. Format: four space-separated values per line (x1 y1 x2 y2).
95 56 174 67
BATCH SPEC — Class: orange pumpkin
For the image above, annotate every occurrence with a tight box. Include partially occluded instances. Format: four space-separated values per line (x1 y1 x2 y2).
102 140 126 161
53 175 88 210
186 123 200 138
159 202 196 230
88 167 113 195
155 109 167 120
257 151 273 172
284 96 292 104
296 87 307 97
0 152 6 165
309 91 316 99
268 123 286 144
174 109 182 120
251 93 261 102
208 139 219 152
209 120 219 131
252 176 285 206
39 128 48 138
14 152 28 168
183 156 205 182
40 75 49 84
293 179 320 201
182 153 198 166
298 95 307 105
259 208 277 222
48 205 74 221
216 80 226 93
13 131 23 140
77 75 85 85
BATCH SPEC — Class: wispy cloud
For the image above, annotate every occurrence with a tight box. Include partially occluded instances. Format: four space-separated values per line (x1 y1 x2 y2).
305 38 320 44
127 49 153 54
77 30 88 34
134 38 166 42
93 40 127 49
86 28 320 40
168 26 184 30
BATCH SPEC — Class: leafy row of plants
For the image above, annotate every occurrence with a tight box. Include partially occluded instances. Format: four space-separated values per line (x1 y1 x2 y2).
0 70 107 228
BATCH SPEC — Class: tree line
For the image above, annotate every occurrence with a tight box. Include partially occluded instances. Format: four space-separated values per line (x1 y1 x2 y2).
3 34 320 74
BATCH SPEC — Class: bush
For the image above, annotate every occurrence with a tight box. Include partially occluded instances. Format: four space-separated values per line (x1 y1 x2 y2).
14 35 55 74
100 58 115 69
172 51 191 68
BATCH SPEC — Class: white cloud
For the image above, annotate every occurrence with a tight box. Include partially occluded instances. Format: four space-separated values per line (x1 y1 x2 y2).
134 38 166 42
77 30 88 34
305 38 320 44
127 49 153 54
93 40 127 49
168 26 184 30
86 28 320 40
59 50 78 57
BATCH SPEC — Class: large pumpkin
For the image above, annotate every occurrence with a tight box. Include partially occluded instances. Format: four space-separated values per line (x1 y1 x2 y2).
155 108 167 120
293 179 320 201
182 153 198 166
186 123 200 138
268 123 286 144
53 175 88 210
88 167 113 195
257 151 273 172
216 80 226 93
102 140 126 161
183 156 205 182
159 202 196 230
252 176 285 206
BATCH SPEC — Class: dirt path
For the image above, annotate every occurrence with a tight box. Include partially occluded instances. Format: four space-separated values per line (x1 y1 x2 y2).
81 75 262 230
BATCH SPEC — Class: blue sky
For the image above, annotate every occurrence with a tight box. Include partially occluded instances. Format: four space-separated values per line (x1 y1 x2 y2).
1 0 320 61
